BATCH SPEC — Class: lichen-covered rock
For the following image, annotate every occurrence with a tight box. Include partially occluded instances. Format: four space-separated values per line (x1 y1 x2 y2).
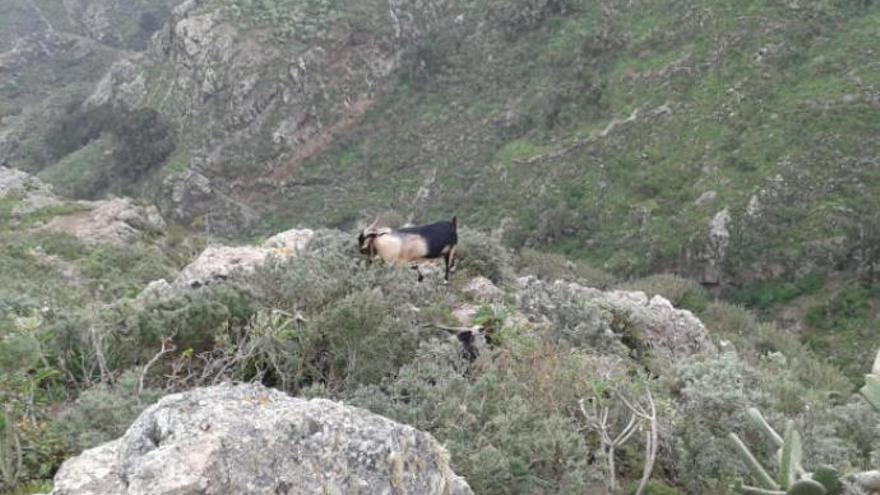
0 165 61 213
49 383 474 495
174 229 313 288
516 277 715 361
43 197 165 246
175 245 275 288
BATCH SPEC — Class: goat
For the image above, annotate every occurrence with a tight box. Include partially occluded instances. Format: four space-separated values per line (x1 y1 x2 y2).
358 216 458 282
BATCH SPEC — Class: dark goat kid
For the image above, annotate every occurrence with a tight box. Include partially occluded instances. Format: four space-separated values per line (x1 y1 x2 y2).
358 216 459 281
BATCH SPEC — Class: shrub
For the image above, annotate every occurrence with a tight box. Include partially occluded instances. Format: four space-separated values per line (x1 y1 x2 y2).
345 340 612 494
44 102 116 160
515 279 629 355
122 284 257 362
701 301 759 337
52 370 160 453
456 227 515 285
113 107 177 178
486 0 580 36
666 353 768 493
617 274 709 313
516 247 616 288
300 288 421 389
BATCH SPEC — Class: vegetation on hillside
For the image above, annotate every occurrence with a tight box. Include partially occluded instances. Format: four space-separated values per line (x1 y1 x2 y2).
1 199 877 493
3 0 880 493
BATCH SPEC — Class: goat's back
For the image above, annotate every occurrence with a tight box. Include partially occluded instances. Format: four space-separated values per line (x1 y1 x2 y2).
398 221 457 258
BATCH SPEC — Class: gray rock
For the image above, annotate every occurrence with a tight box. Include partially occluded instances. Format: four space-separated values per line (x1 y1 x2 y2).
175 229 313 288
43 197 165 246
175 245 274 287
261 228 315 254
49 383 473 495
516 277 715 361
694 190 717 206
702 208 731 285
0 166 61 214
460 276 502 301
86 58 147 109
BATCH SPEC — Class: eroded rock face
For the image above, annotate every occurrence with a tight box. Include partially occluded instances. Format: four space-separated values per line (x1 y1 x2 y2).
49 383 474 495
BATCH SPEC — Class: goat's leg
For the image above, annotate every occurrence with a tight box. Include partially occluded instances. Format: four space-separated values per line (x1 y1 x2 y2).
412 265 424 282
444 246 457 281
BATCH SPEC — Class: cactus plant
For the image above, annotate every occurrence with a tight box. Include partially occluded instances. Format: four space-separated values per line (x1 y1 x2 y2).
0 406 23 490
859 348 880 412
730 409 839 495
778 420 803 489
730 432 780 490
786 479 826 495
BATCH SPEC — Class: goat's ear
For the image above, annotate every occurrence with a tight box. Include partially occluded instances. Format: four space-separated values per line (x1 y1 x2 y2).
451 216 458 228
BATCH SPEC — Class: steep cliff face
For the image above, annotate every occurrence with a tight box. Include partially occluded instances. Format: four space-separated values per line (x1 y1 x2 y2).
80 0 415 229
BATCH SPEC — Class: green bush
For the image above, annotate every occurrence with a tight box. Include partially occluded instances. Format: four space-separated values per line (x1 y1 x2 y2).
486 0 580 36
113 107 177 178
123 284 257 361
301 288 420 389
726 273 824 311
667 352 768 494
52 370 160 454
345 340 611 494
44 102 116 161
456 227 516 285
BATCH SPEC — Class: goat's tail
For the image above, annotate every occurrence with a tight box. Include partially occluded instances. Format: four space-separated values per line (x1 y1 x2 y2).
451 216 458 230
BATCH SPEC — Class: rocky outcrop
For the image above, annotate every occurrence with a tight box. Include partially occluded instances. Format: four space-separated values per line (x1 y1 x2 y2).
44 197 165 246
175 228 314 287
1 167 167 245
684 207 732 286
136 228 313 306
0 165 61 213
516 277 715 361
49 383 473 495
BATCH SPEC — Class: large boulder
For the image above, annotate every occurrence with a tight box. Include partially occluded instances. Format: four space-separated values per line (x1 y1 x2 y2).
49 383 473 495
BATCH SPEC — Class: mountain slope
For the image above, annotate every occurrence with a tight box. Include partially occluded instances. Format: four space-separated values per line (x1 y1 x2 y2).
3 0 880 379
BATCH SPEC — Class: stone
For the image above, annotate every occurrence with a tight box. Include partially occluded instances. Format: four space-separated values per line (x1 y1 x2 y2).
175 245 274 288
0 166 61 214
49 383 473 495
694 190 717 206
43 197 165 246
261 228 315 255
460 276 502 301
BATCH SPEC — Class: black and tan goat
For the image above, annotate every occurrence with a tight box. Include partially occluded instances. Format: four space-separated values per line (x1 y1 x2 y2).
358 216 458 282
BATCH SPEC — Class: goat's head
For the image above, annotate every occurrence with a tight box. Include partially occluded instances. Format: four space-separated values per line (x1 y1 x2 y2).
357 217 388 255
